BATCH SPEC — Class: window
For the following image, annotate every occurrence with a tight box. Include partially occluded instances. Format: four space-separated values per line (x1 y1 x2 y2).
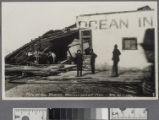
122 38 137 50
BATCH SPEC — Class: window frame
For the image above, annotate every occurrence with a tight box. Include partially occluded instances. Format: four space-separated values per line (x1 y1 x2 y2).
122 37 138 50
80 29 92 54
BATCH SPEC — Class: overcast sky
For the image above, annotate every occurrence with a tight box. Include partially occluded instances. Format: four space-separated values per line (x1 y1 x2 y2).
2 2 157 55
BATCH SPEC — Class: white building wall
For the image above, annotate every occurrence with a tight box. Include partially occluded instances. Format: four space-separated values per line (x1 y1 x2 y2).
76 10 157 69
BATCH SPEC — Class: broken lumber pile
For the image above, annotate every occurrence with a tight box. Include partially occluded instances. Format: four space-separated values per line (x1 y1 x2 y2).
142 66 155 96
5 64 76 77
5 26 79 65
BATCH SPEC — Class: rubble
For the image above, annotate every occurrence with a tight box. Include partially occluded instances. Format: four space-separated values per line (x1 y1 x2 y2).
5 25 79 65
5 64 76 77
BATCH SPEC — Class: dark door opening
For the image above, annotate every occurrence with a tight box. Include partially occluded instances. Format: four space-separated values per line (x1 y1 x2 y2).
80 29 92 55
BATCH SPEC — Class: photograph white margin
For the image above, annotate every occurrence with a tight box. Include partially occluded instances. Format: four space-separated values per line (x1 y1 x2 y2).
1 1 158 100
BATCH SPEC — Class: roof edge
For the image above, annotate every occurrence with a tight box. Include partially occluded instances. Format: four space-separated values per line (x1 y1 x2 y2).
77 6 154 17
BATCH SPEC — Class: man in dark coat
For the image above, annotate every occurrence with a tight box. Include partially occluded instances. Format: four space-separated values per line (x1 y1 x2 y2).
90 49 97 74
112 44 121 77
76 50 84 77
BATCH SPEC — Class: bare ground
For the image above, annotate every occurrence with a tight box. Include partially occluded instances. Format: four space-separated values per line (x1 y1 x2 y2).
5 69 148 97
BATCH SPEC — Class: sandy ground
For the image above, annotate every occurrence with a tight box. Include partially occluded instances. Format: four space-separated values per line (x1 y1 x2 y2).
5 69 146 97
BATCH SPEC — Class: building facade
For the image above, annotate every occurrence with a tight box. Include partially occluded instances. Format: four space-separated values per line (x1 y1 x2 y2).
76 7 157 69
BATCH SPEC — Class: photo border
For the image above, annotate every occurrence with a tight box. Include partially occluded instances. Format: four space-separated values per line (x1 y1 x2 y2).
1 0 158 100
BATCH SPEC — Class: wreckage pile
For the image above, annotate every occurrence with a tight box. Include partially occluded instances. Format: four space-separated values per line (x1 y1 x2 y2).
5 25 81 79
5 25 79 65
5 64 76 77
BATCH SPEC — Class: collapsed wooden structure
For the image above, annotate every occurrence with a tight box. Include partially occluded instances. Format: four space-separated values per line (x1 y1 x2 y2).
5 25 79 65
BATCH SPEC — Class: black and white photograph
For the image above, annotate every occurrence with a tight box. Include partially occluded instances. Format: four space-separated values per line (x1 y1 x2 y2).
2 1 158 100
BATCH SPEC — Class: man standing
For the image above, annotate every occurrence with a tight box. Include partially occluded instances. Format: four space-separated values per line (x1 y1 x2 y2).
112 44 121 77
90 49 97 74
76 50 84 77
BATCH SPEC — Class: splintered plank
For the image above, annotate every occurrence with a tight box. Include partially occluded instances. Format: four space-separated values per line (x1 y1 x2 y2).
5 64 76 77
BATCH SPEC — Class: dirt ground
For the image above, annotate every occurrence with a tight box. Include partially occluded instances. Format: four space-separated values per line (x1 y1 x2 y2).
5 68 148 97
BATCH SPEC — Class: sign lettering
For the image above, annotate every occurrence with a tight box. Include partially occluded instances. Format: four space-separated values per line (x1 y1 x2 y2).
78 17 153 30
